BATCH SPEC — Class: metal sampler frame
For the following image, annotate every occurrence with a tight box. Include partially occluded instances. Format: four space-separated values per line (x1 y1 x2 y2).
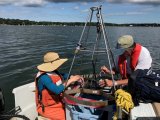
66 6 117 90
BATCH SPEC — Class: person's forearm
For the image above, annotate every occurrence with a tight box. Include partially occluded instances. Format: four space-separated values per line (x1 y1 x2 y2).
41 75 65 95
110 70 115 74
115 79 128 86
63 80 72 87
104 69 115 74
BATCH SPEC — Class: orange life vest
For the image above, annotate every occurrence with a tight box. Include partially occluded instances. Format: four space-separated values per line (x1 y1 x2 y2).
35 71 65 120
118 43 142 78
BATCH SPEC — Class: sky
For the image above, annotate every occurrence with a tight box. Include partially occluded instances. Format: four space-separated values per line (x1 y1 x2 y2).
0 0 160 24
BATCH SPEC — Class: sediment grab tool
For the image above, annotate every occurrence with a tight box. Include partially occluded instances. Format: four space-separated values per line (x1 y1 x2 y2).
64 88 114 108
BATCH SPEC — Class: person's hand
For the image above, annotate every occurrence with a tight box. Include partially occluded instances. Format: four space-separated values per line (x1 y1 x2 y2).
101 66 110 73
64 75 84 87
101 65 115 74
99 79 106 87
69 75 84 83
105 79 113 87
99 79 113 87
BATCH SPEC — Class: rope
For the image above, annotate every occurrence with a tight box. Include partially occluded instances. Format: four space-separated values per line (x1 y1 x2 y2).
115 89 134 113
0 114 30 120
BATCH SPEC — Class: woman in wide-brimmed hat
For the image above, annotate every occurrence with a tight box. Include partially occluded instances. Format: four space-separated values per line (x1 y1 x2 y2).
35 52 83 120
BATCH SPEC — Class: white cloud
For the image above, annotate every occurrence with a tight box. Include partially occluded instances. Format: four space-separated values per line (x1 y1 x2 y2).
81 9 89 13
0 0 14 5
0 0 160 7
74 6 79 10
0 0 46 7
107 11 146 16
81 2 88 5
107 0 160 5
46 0 160 5
141 7 154 12
126 11 146 15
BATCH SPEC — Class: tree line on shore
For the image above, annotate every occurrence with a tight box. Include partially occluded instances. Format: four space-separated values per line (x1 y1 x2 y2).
0 18 160 27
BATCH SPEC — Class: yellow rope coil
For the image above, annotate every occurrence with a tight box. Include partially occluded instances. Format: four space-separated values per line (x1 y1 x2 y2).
115 89 134 113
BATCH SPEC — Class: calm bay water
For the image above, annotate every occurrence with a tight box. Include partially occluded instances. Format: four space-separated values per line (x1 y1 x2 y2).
0 25 160 111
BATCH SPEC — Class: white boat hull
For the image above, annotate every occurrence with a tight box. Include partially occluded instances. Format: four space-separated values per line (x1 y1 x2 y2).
12 82 38 120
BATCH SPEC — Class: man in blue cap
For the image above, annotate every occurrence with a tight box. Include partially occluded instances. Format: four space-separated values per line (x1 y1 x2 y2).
99 35 152 87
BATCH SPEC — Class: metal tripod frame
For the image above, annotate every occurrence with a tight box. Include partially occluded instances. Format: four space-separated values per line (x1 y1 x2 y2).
66 5 117 90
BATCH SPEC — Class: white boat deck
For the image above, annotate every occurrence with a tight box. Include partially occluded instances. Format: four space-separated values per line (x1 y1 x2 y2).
130 103 156 120
12 82 160 120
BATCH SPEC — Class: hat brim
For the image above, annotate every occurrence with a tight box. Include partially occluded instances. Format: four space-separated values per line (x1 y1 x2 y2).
37 58 68 72
116 43 134 49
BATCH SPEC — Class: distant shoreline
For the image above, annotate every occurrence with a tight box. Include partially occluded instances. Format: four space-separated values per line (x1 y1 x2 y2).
0 18 160 27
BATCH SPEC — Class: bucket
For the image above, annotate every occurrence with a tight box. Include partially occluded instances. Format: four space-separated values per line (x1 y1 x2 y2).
67 105 103 120
65 94 106 120
71 110 100 120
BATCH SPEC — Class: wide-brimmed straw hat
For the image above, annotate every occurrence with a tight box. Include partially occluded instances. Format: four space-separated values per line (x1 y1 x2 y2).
117 35 134 49
37 52 68 72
